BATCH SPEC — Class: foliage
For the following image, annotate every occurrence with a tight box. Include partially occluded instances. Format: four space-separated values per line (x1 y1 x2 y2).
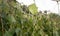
0 0 60 36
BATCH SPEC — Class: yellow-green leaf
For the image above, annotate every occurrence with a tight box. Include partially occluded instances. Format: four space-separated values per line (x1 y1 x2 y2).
28 3 38 14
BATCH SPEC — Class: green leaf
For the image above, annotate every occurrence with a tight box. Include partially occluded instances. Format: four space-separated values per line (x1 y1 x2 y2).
4 29 15 36
7 14 16 23
15 28 20 33
28 3 38 14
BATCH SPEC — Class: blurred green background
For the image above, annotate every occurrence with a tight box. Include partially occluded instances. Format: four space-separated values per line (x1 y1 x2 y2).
0 0 60 36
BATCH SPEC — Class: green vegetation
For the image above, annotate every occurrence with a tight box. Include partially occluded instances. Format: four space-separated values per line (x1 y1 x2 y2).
0 0 60 36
